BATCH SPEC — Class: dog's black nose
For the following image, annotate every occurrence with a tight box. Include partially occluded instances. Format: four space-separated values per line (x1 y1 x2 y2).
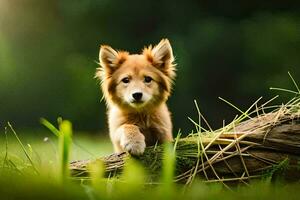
132 92 143 101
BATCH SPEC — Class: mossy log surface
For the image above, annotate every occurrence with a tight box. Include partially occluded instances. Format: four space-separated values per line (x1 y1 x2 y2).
70 111 300 184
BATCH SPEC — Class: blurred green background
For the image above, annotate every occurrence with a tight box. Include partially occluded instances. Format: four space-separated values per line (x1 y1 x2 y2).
0 0 300 134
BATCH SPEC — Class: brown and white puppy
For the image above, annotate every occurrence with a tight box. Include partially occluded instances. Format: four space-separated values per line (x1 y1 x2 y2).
95 39 176 155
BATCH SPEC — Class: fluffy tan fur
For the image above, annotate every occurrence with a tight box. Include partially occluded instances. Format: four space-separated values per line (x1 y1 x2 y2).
95 39 176 155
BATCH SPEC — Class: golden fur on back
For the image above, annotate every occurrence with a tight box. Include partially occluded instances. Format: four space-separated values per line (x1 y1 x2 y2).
95 39 176 155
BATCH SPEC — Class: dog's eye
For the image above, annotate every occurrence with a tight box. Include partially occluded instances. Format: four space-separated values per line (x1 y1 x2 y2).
121 77 130 84
144 76 153 83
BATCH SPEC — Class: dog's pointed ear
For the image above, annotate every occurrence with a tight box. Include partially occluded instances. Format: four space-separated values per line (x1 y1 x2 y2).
152 39 174 68
99 45 128 75
144 39 176 79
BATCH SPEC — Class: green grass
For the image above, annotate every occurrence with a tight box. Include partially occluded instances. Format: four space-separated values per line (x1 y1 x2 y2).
0 126 113 181
0 123 299 200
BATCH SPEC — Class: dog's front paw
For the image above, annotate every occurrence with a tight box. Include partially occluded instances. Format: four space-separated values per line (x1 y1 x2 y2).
120 133 146 156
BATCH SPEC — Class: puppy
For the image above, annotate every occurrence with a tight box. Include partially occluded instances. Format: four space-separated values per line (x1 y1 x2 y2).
95 39 176 155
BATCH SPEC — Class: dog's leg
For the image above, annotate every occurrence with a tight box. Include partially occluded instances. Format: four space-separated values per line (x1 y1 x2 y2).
115 124 146 155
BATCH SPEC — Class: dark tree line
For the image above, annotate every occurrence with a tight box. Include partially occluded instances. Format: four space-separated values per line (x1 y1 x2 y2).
0 0 300 134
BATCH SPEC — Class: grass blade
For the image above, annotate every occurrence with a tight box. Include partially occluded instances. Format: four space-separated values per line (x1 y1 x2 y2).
270 87 299 95
218 97 250 119
7 122 39 174
58 120 73 183
40 118 60 137
288 71 300 94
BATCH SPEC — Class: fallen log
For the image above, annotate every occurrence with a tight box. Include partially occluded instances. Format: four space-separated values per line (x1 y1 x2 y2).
70 97 300 185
